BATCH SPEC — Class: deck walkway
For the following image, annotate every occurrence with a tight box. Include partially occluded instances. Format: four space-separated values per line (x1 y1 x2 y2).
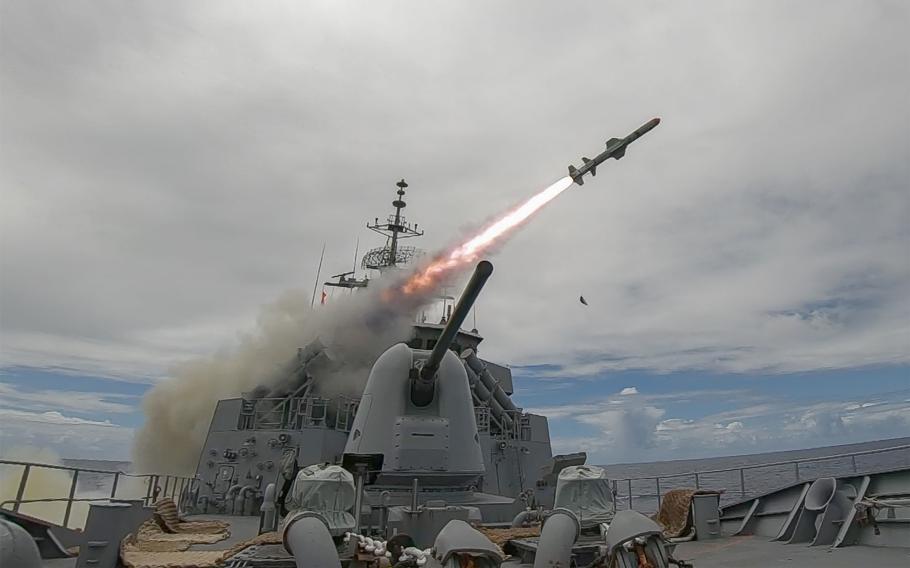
675 535 910 567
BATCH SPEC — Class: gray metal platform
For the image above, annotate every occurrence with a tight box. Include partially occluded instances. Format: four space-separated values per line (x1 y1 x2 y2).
675 536 910 567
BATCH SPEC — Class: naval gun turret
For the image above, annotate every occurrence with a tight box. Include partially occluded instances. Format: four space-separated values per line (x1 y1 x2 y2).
342 261 520 545
411 260 493 407
343 261 493 491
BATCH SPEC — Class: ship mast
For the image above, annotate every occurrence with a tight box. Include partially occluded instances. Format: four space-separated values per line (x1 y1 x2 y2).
325 179 424 290
364 178 424 270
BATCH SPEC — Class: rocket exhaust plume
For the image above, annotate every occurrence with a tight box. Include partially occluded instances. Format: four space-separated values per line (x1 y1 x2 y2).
399 176 575 296
398 117 661 295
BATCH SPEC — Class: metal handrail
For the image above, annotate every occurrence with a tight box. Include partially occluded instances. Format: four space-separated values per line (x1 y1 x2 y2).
1 496 111 508
618 443 910 481
0 458 130 475
609 443 910 511
0 458 198 529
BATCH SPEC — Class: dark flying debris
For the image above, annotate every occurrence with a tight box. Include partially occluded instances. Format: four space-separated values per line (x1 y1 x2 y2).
579 295 588 306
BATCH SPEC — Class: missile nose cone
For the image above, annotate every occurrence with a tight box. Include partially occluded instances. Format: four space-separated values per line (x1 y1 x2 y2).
636 117 661 135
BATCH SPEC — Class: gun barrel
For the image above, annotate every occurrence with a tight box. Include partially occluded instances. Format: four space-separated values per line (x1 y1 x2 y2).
411 260 494 406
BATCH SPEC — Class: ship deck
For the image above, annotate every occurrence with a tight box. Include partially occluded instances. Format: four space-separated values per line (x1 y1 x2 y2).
674 536 910 567
37 516 910 567
39 515 262 568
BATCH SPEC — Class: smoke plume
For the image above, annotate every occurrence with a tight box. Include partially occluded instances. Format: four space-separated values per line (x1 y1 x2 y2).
132 278 428 475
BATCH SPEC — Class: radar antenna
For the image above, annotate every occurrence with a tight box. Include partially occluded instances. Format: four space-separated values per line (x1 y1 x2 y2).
325 179 425 289
361 179 424 270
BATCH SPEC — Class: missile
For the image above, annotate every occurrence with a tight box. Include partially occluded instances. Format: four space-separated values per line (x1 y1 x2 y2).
568 117 661 185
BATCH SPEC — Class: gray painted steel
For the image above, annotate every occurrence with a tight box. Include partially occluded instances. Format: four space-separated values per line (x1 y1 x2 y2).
282 513 341 568
345 343 485 485
1 518 42 568
388 504 480 549
433 520 504 566
691 494 721 540
533 509 579 568
413 260 493 406
720 466 910 549
676 536 910 567
604 510 664 557
75 502 141 568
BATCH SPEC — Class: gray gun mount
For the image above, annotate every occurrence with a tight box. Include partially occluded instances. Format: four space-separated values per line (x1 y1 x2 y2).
411 260 494 407
343 262 495 490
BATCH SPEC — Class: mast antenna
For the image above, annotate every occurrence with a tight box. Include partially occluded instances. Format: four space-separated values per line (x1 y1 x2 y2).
352 236 360 276
326 179 424 290
310 243 326 308
362 179 424 271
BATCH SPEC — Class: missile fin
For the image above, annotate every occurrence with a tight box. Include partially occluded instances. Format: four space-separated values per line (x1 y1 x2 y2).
582 157 591 164
590 165 597 176
568 164 584 185
613 147 626 159
606 137 622 148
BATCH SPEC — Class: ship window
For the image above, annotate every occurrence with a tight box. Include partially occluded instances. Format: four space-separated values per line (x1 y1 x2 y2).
426 339 437 351
407 339 421 349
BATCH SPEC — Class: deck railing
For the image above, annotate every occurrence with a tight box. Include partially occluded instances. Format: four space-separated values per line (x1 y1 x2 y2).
609 443 910 513
0 459 197 529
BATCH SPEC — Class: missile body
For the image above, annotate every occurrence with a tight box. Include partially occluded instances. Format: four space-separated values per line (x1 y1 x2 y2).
568 117 661 185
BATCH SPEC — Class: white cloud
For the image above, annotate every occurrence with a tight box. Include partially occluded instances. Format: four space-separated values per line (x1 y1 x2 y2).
579 405 666 453
0 383 138 414
550 436 608 457
0 409 115 427
0 1 908 388
535 392 910 463
0 408 134 460
619 387 639 396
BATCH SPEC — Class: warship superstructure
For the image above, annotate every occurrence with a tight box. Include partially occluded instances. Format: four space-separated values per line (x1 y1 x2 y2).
189 181 571 523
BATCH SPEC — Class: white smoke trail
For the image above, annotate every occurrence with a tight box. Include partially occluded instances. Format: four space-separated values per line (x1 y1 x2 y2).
401 177 573 295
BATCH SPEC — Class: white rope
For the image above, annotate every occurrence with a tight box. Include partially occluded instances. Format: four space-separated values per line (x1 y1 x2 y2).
858 497 910 509
343 532 392 558
343 532 434 563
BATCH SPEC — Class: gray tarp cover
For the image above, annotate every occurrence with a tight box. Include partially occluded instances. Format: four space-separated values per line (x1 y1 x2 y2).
554 465 615 528
287 464 356 532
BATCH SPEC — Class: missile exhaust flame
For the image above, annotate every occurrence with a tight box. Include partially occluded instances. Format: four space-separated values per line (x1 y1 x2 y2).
391 117 660 300
399 176 575 296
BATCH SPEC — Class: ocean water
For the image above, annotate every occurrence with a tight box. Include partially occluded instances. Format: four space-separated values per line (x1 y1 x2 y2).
27 437 910 519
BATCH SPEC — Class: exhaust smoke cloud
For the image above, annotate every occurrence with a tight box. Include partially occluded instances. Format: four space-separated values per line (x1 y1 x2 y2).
133 283 419 475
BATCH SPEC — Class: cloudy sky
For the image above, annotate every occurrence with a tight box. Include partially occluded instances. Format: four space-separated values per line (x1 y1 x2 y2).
2 1 908 463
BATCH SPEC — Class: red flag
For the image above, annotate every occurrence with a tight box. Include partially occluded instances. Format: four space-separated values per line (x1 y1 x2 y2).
320 290 327 305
